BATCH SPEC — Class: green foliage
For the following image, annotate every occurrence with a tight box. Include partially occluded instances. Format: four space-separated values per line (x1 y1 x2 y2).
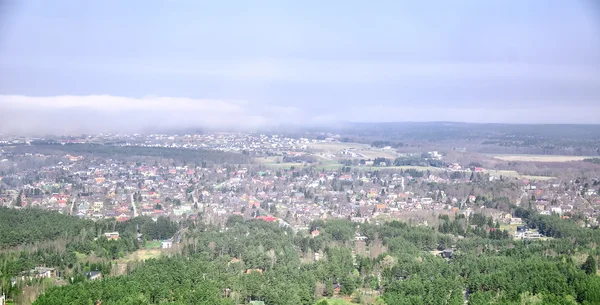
23 143 249 164
0 207 92 247
13 210 600 305
582 255 597 275
34 256 234 305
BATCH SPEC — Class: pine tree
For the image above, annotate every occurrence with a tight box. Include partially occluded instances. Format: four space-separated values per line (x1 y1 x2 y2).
583 255 597 275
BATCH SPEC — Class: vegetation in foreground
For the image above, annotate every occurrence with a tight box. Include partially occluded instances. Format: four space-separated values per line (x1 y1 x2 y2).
19 208 600 305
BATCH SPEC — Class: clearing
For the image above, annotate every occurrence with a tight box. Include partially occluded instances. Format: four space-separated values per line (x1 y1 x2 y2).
490 154 589 162
314 298 360 305
118 248 165 263
486 169 556 181
308 142 398 160
144 240 162 249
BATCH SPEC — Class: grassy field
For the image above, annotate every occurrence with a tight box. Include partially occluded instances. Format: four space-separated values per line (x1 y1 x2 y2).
491 154 589 162
74 251 88 261
145 240 162 249
117 249 164 263
314 298 359 305
499 224 520 236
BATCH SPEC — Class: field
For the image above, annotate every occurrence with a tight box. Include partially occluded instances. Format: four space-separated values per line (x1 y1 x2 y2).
314 298 360 305
74 251 88 261
255 158 445 173
256 158 555 180
118 248 164 263
308 142 398 159
499 224 521 236
487 169 556 181
144 240 162 249
491 154 589 162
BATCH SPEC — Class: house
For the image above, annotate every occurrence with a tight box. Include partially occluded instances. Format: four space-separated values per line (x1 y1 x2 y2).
31 267 56 278
441 249 454 259
255 215 278 222
85 271 102 280
311 229 320 238
104 232 120 240
161 239 173 249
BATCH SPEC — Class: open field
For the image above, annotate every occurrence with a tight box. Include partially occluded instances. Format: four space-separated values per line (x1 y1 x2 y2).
117 248 164 263
490 154 590 162
308 142 398 159
487 169 556 181
315 298 359 305
256 159 555 180
144 240 162 249
74 251 88 261
256 159 446 173
499 224 521 236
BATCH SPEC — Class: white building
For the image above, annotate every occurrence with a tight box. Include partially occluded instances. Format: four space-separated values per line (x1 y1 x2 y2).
161 239 173 249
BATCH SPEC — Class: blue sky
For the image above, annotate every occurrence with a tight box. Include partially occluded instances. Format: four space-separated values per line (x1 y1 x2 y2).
0 0 599 133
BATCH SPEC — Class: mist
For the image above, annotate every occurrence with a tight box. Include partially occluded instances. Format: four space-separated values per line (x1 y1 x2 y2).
0 0 599 134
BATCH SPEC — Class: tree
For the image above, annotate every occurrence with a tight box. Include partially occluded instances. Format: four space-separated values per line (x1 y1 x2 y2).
15 190 23 207
583 255 597 275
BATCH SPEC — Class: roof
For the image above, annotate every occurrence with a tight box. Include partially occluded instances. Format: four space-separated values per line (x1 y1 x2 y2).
256 216 278 222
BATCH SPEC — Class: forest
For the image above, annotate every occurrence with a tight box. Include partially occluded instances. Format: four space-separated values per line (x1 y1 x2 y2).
0 208 180 302
25 208 600 305
11 143 250 165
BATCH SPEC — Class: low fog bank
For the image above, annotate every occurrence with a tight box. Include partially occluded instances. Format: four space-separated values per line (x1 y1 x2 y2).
0 94 341 136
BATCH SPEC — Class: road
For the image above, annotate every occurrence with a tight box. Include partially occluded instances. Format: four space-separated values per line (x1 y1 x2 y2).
69 195 76 215
130 193 138 217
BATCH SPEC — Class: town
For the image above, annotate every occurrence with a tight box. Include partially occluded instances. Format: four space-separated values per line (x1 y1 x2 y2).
3 132 599 243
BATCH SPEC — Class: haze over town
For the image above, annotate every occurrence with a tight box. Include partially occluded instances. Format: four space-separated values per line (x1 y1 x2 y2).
1 0 600 135
2 1 600 305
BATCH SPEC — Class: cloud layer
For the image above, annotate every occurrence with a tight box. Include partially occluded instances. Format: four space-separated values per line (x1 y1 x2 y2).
3 94 600 136
0 95 306 135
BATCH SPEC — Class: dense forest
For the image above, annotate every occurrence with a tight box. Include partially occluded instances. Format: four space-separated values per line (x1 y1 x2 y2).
0 208 181 302
0 207 93 247
304 122 600 155
12 143 250 164
27 209 600 305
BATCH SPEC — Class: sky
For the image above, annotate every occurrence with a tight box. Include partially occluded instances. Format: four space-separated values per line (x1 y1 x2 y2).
0 0 599 134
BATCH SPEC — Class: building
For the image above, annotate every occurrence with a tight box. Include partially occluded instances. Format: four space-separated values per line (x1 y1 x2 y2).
161 239 173 249
85 271 102 280
31 267 56 278
104 232 120 240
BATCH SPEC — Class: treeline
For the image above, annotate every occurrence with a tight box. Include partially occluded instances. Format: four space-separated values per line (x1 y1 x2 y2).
0 207 93 247
0 208 181 301
27 213 600 305
526 213 600 247
438 213 510 240
371 141 406 148
34 255 233 305
17 143 250 164
584 158 600 164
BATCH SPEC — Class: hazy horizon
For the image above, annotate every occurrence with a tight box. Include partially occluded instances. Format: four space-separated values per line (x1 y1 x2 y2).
1 0 599 134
